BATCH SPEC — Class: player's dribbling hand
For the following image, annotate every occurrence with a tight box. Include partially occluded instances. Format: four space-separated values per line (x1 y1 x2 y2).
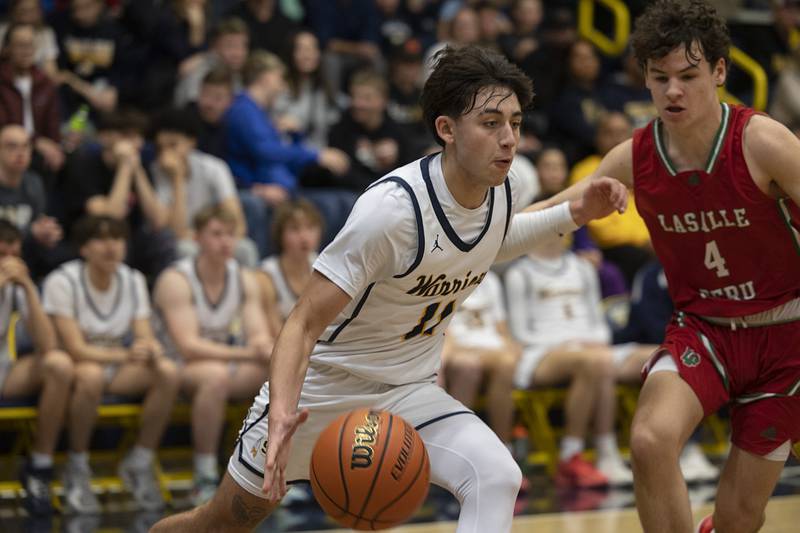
569 176 628 226
262 409 310 502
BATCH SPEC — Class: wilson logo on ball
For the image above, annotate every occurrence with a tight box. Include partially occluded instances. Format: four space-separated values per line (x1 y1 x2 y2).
390 423 414 481
351 411 381 469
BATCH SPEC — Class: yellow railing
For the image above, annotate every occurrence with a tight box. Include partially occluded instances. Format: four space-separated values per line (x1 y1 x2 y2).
578 0 630 57
718 46 768 111
7 311 18 361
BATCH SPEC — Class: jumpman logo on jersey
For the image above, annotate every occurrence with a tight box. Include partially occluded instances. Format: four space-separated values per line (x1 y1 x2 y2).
431 234 444 253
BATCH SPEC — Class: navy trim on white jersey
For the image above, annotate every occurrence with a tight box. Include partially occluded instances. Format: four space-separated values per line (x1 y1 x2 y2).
193 258 230 310
323 282 377 343
420 154 496 252
502 179 512 240
366 176 425 279
80 263 123 321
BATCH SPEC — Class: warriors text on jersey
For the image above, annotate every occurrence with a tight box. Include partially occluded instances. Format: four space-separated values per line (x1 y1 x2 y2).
311 153 526 384
633 103 800 316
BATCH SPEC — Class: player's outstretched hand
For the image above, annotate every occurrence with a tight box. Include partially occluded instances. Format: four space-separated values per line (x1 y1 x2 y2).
570 176 628 226
262 409 310 502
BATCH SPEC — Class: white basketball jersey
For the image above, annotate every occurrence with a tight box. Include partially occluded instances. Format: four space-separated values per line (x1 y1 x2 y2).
260 254 316 320
505 253 610 346
447 270 506 350
0 284 26 362
312 154 513 384
173 258 244 344
49 260 143 347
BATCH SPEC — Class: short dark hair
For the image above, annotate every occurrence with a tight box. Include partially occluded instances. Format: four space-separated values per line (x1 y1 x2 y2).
202 65 235 89
630 0 730 71
72 215 129 248
96 109 149 136
420 45 534 147
0 219 21 244
151 108 202 140
271 199 323 254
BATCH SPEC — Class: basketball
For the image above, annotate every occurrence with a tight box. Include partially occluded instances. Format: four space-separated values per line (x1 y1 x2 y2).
309 408 430 530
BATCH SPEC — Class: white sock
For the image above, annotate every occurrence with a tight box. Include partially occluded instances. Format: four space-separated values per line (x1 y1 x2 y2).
595 433 620 462
30 452 54 469
68 452 89 469
560 436 585 461
126 446 155 469
194 453 218 479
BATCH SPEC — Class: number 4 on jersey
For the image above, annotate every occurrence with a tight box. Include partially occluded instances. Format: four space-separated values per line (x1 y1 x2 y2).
403 300 455 340
704 240 730 278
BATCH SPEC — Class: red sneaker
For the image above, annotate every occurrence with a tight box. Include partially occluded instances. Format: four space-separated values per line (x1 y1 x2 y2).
555 455 609 489
695 515 714 533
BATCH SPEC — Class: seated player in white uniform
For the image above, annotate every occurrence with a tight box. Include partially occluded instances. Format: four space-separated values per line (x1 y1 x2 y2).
257 199 323 337
42 216 180 514
153 205 272 506
152 45 627 533
441 270 520 450
505 234 633 487
0 221 74 516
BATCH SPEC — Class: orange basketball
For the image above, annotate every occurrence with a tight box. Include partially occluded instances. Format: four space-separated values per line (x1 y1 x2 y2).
309 408 430 531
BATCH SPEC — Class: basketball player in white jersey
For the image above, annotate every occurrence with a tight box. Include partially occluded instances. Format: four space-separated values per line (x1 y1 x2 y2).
257 199 323 336
440 270 520 449
153 205 271 506
0 221 74 516
505 234 633 487
152 45 627 533
42 216 180 514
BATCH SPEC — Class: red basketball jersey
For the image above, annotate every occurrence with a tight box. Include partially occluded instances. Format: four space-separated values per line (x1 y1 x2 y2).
633 103 800 317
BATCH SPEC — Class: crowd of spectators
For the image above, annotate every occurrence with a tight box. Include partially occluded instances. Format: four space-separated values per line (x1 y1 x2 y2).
0 0 796 285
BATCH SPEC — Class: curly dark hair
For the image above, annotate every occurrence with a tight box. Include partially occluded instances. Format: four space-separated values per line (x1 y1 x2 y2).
421 45 534 147
630 0 730 71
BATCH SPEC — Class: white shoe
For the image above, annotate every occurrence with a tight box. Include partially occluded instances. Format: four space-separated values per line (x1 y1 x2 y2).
190 474 218 507
119 457 165 511
62 462 101 514
596 454 634 486
681 443 719 483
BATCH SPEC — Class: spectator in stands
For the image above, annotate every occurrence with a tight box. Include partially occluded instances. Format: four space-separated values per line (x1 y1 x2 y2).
375 0 416 57
475 1 509 52
188 66 234 159
441 270 520 448
329 68 411 192
174 16 248 107
0 22 64 173
51 0 123 117
499 0 543 64
59 110 176 281
224 51 349 257
0 221 74 516
0 0 59 76
42 215 179 513
387 47 434 157
225 0 298 54
505 234 633 488
599 47 658 129
549 39 607 162
150 108 257 266
569 112 653 286
153 206 271 506
306 0 384 94
423 5 481 81
535 146 627 297
0 124 68 279
257 199 323 337
770 45 800 136
274 29 339 151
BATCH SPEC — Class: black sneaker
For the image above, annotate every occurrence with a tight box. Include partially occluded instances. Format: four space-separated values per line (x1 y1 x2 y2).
20 462 54 516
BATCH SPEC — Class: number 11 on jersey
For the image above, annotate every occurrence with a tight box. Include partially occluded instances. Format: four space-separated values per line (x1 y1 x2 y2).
403 300 456 340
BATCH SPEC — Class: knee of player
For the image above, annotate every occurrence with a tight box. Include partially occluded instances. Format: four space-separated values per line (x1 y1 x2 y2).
42 350 75 383
629 419 679 465
478 448 522 494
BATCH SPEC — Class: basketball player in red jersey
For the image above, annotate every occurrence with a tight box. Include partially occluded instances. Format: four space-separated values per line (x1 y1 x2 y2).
539 1 800 531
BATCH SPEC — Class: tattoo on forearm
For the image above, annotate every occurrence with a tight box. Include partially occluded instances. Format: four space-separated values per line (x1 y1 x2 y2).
231 495 268 527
